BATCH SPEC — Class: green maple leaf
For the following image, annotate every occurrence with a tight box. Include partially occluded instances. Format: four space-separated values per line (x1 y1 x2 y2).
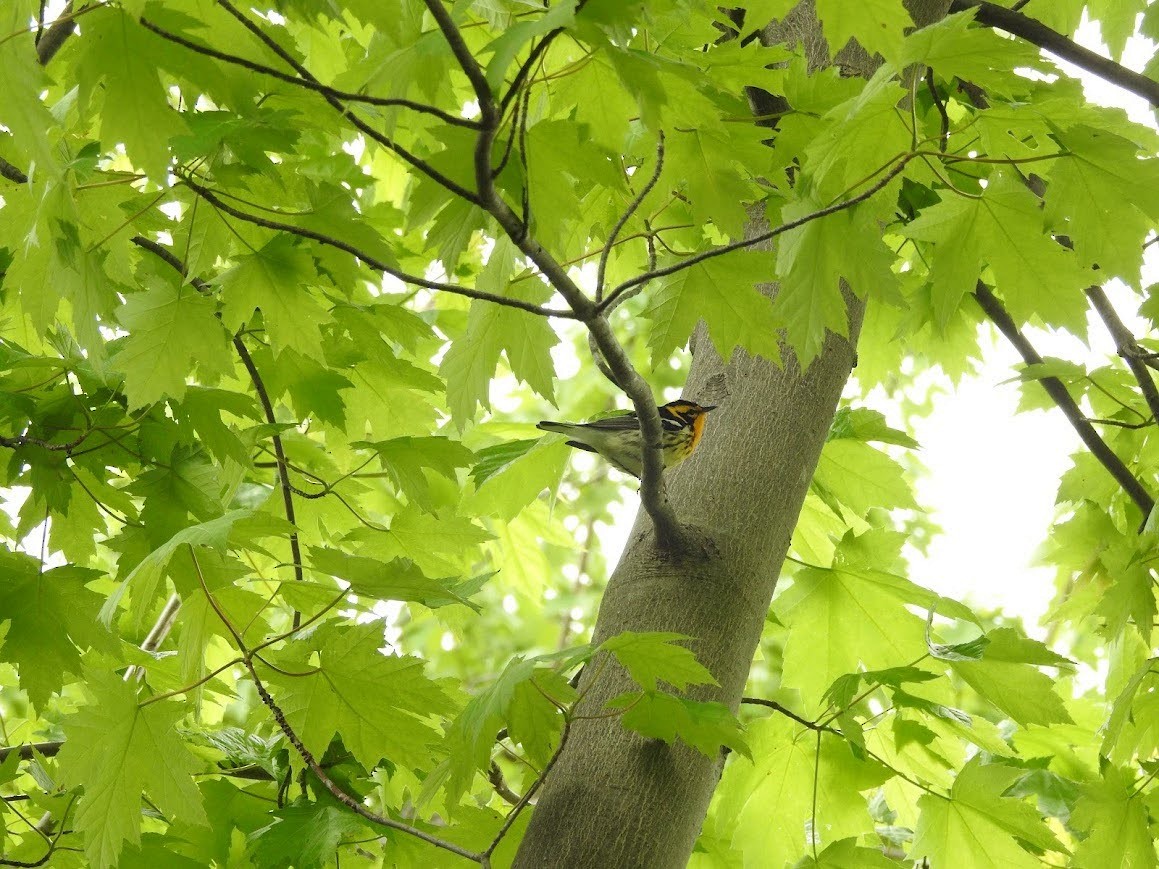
911 758 1065 868
355 435 475 512
905 171 1094 331
307 546 478 610
611 690 749 758
99 509 258 626
600 631 717 692
484 1 576 88
507 670 572 768
168 779 272 867
815 0 912 62
553 54 636 151
949 628 1073 726
1071 765 1157 868
719 720 888 861
802 67 910 200
348 509 491 577
645 249 780 366
828 407 920 449
794 838 902 868
1101 658 1157 759
1045 125 1159 286
525 120 622 250
1087 0 1140 59
174 387 262 467
219 235 330 360
58 669 207 868
441 238 558 425
468 437 570 521
774 564 930 709
813 439 919 514
1094 542 1156 644
774 198 896 365
247 802 362 869
263 347 355 429
0 551 114 709
668 128 755 239
443 650 581 804
114 282 230 410
901 11 1043 97
76 8 183 180
271 623 455 771
0 5 58 173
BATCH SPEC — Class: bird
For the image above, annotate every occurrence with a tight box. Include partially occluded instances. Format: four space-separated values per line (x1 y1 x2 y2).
536 400 717 478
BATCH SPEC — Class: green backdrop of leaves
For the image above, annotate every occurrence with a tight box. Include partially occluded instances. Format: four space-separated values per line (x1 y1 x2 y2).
0 0 1156 867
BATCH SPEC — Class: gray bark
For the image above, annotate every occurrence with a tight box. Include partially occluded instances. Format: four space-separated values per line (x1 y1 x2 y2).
514 2 949 866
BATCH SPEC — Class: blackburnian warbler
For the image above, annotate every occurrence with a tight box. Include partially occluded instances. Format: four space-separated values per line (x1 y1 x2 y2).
536 400 717 478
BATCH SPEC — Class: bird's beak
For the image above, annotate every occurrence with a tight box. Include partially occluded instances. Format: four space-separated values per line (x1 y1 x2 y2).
702 405 718 412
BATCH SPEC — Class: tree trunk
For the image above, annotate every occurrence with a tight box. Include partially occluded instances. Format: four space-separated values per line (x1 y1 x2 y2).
514 3 949 866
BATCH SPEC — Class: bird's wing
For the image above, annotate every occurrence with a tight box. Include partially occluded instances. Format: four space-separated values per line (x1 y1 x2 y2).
575 413 641 431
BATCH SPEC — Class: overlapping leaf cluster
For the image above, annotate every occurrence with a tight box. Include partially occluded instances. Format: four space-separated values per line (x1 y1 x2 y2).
0 0 1155 866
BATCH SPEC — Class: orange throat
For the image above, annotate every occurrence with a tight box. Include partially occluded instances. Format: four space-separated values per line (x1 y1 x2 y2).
689 413 707 451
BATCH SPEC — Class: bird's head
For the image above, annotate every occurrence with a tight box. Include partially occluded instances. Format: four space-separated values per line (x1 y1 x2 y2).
661 400 717 421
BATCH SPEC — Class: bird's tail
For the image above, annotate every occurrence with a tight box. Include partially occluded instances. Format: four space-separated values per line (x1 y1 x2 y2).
536 421 597 454
536 421 578 436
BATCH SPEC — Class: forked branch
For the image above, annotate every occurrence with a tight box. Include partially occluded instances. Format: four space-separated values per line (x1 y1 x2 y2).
973 282 1155 518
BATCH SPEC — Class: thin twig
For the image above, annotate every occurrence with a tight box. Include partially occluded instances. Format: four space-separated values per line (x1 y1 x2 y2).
599 154 913 313
488 762 522 806
138 17 478 128
596 133 666 302
483 720 571 859
740 697 836 733
232 338 305 629
187 548 484 862
123 593 183 681
0 795 77 867
35 1 80 65
925 68 950 153
422 0 495 123
178 174 574 318
1085 286 1159 424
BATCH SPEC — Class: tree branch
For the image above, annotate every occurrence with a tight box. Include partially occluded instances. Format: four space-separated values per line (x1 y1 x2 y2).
176 174 576 318
430 4 684 546
123 593 183 682
130 234 309 625
487 762 522 806
422 0 496 124
185 549 484 862
949 1 1159 107
740 697 837 733
972 282 1155 518
232 338 305 629
0 156 27 184
0 743 62 764
138 17 479 129
35 1 78 65
483 721 570 860
1084 285 1159 425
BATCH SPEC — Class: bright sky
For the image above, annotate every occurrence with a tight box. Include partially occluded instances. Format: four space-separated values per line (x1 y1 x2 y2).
905 20 1158 637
